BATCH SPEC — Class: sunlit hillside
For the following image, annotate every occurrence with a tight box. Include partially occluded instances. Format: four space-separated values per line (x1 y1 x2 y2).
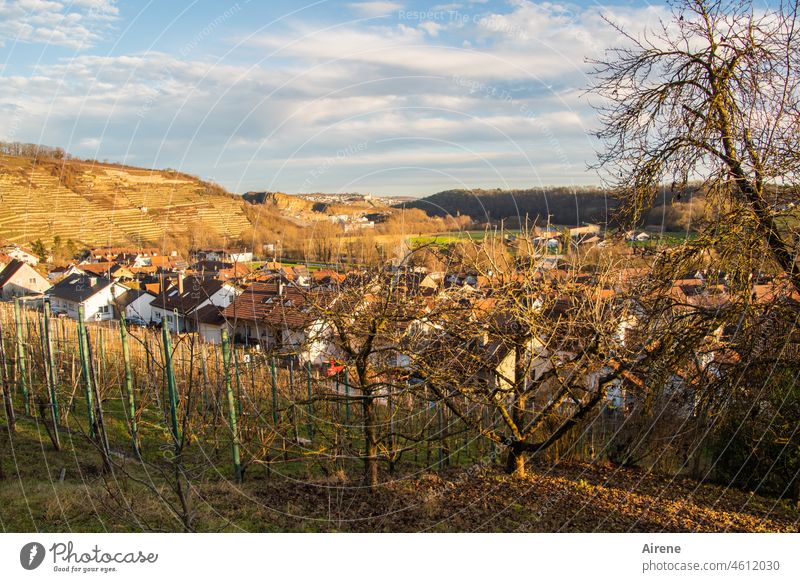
0 155 251 247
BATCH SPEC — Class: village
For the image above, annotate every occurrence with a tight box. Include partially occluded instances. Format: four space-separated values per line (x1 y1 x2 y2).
0 223 794 410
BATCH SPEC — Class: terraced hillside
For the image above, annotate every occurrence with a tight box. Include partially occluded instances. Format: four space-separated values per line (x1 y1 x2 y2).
0 155 252 247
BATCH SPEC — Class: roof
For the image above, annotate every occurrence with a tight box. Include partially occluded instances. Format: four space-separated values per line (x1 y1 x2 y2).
193 304 227 326
80 262 118 276
222 282 321 328
149 276 228 315
48 273 114 303
0 259 25 288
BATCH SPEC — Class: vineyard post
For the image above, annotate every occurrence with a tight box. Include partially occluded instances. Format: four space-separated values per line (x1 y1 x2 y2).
270 356 278 427
221 329 242 483
161 317 180 448
83 323 111 469
288 356 298 442
119 314 140 456
232 345 242 417
343 367 350 435
43 300 61 450
77 306 96 439
437 402 444 470
0 308 16 431
306 360 314 443
13 298 30 415
199 340 209 414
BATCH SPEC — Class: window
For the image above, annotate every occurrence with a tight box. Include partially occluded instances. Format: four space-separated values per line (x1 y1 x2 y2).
99 305 109 314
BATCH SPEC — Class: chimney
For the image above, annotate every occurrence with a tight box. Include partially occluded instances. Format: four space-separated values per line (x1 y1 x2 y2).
278 277 285 296
178 273 185 294
89 276 97 287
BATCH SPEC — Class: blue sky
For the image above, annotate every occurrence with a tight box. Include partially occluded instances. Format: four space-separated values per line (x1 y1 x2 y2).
1 0 670 196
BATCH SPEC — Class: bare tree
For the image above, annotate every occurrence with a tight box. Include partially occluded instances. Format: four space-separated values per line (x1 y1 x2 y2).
592 0 800 495
307 266 434 489
408 237 634 477
592 0 800 290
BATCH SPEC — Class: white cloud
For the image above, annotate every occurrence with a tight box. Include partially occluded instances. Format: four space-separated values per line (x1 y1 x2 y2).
0 1 671 194
346 1 403 17
0 0 118 49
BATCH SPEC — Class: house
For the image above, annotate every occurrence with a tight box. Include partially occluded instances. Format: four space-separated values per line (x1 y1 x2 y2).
114 289 157 324
149 275 238 333
188 260 251 280
191 249 224 262
47 274 127 321
222 281 333 362
78 262 134 280
89 246 161 263
2 245 40 265
193 304 228 344
48 264 85 281
227 250 253 263
0 259 52 299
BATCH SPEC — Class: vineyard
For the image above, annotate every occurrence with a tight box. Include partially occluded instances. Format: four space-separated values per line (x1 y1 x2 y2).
0 298 796 533
0 155 251 247
0 299 526 501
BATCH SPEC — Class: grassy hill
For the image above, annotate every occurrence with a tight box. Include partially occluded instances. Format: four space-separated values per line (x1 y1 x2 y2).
0 155 252 247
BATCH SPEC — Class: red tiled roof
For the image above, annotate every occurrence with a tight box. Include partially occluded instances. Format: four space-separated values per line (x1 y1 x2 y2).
222 282 326 329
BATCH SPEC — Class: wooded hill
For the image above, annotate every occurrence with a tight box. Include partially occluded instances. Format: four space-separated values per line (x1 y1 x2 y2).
396 187 617 226
0 154 252 248
396 186 709 229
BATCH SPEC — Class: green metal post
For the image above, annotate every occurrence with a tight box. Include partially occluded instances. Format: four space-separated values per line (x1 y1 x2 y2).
0 311 16 431
77 305 96 439
13 299 30 415
221 330 242 483
119 315 140 456
306 361 314 443
232 345 243 417
161 317 180 448
43 300 60 449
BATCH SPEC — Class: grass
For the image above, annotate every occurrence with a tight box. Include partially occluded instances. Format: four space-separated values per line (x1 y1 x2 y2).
1 409 797 532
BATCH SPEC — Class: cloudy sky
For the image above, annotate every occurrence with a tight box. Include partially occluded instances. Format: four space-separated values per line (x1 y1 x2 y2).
0 0 671 196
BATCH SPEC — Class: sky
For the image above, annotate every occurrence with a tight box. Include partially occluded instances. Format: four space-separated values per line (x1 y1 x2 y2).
0 0 674 197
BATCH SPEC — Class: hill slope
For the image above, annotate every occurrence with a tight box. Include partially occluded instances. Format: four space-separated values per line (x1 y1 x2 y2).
397 187 617 226
0 155 252 247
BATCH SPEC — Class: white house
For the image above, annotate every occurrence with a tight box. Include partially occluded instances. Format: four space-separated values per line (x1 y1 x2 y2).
2 245 40 265
114 289 157 324
0 259 52 299
194 304 228 344
227 250 253 263
48 264 85 281
47 274 128 321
